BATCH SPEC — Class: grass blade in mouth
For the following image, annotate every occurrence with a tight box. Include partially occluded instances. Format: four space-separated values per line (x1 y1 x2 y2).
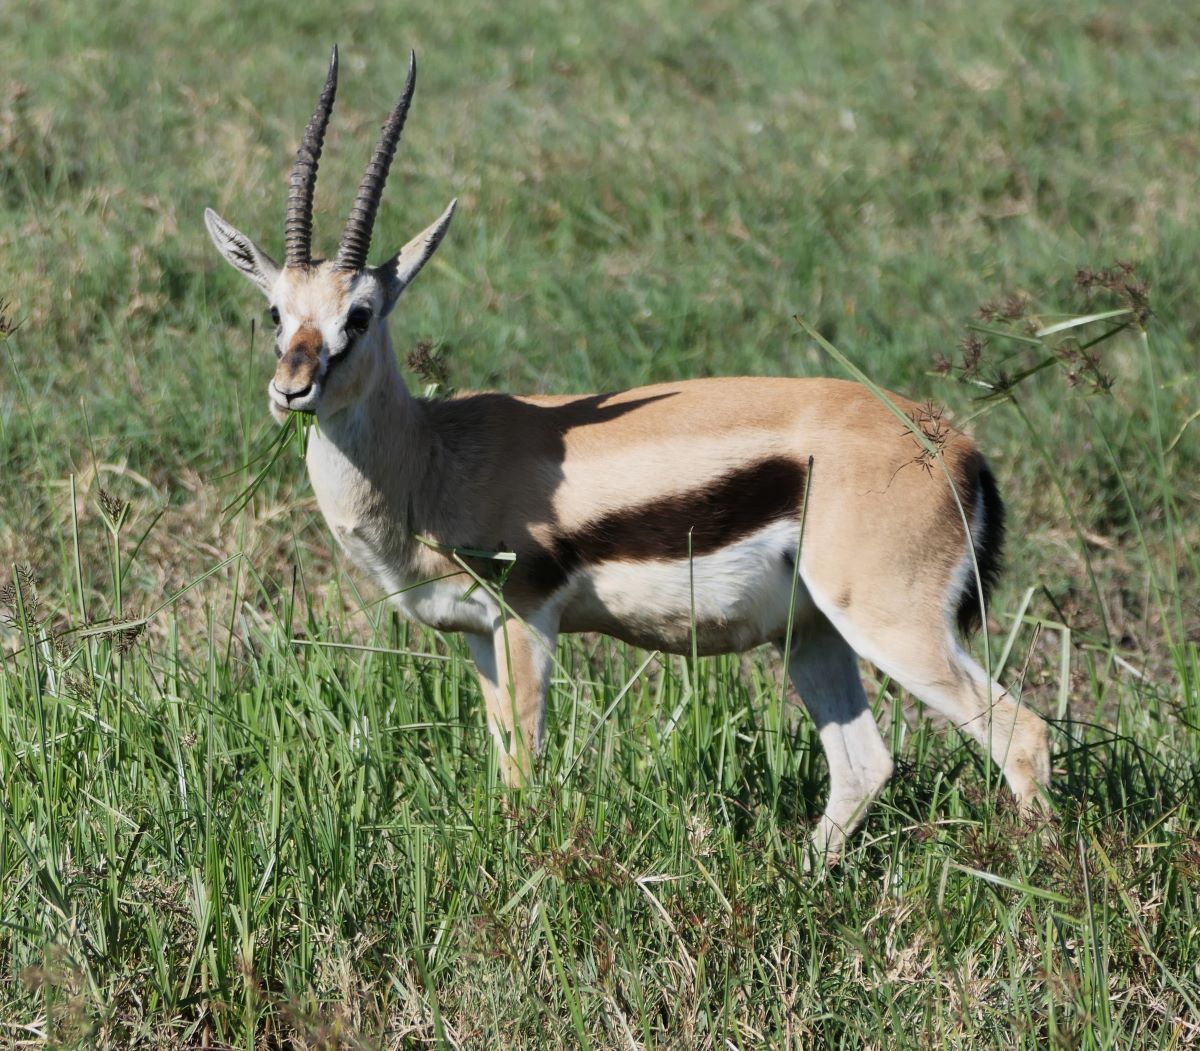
220 413 310 522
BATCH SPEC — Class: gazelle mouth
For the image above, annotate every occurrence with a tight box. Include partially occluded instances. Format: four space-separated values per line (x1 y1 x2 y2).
270 379 321 416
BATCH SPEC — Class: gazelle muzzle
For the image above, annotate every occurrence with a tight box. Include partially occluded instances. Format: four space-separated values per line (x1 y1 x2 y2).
271 325 325 413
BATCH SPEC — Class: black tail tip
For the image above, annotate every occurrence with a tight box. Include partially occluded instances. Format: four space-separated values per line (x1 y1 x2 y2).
955 460 1006 637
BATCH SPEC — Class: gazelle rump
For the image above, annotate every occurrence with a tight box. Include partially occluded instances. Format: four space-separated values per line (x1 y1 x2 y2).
205 47 1050 860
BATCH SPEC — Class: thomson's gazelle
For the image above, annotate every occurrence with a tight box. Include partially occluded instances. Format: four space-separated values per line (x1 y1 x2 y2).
205 47 1050 860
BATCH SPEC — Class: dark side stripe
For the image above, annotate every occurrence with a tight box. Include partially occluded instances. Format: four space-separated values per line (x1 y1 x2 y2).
522 456 808 594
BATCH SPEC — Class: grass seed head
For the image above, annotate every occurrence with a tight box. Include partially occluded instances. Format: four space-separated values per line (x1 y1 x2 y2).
1001 293 1029 321
0 564 40 627
65 672 96 701
114 617 146 654
98 487 131 531
959 331 987 374
1075 260 1152 325
0 298 17 339
406 339 452 395
905 401 952 474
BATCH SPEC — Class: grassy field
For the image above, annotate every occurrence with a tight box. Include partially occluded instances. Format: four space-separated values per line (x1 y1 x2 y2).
2 0 1199 1046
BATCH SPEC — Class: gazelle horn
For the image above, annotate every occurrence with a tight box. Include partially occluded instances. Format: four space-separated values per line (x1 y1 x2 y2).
336 50 417 272
284 45 339 268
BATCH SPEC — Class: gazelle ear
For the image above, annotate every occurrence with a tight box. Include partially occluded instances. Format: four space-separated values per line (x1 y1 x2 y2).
376 198 457 315
204 208 281 297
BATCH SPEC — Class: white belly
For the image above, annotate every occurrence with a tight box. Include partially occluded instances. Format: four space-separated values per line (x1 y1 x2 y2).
561 519 813 654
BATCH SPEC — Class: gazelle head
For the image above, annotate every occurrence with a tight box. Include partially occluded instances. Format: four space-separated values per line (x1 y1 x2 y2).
204 46 456 422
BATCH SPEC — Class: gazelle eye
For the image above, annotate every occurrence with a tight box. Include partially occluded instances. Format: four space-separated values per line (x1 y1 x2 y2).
269 306 281 327
345 307 372 336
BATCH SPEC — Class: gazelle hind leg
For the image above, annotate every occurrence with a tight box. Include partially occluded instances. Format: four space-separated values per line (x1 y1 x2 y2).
813 599 1050 813
894 641 1051 812
781 616 894 865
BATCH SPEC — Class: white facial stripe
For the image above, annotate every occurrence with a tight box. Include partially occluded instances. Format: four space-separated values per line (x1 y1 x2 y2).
277 312 302 351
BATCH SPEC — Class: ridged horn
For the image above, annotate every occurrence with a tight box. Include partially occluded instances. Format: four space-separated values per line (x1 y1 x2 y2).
285 45 339 268
336 49 417 272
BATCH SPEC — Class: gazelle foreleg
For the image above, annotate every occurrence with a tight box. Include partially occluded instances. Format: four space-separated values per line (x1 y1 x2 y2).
466 609 558 787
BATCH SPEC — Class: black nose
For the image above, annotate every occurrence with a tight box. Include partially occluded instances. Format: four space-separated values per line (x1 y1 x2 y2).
286 384 313 401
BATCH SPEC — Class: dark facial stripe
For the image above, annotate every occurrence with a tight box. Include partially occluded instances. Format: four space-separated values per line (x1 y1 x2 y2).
522 456 808 594
328 328 363 363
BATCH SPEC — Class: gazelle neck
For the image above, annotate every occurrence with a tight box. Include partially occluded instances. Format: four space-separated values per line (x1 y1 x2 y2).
315 326 413 438
305 328 428 544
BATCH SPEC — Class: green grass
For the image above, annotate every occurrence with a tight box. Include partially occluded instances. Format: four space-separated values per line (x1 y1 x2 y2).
2 0 1199 1046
